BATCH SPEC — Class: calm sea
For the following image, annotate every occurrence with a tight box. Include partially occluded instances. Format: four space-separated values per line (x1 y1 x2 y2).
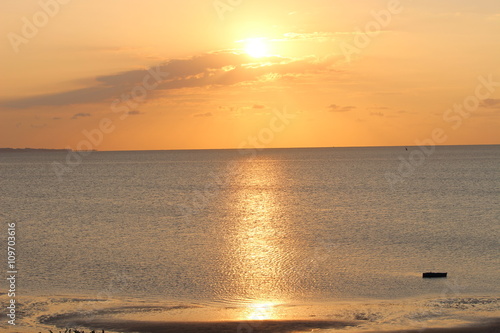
1 145 499 331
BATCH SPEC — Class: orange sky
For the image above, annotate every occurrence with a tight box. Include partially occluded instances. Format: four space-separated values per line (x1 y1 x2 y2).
1 0 499 150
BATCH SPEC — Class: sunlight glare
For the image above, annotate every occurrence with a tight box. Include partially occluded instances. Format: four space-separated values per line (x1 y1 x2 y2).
245 302 277 320
244 38 268 58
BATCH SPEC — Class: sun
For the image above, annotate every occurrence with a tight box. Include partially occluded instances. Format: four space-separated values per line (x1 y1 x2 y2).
244 38 268 58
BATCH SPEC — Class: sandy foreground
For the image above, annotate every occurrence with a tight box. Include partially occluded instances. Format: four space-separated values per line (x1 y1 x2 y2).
34 318 500 333
1 294 499 333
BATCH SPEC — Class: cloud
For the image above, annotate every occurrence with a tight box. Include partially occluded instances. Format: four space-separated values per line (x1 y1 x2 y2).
397 110 418 115
481 99 500 108
370 112 384 117
0 52 335 109
192 112 213 118
271 31 368 43
31 123 47 128
328 104 356 112
274 32 337 42
127 110 145 115
252 104 266 109
71 113 91 119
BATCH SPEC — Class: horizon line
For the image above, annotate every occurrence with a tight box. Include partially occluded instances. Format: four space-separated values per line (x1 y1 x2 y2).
1 143 499 153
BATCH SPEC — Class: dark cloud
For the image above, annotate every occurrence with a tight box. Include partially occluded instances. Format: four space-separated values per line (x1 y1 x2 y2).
328 104 356 112
71 113 91 119
481 98 500 108
127 110 145 115
192 112 213 118
370 112 384 117
1 52 333 109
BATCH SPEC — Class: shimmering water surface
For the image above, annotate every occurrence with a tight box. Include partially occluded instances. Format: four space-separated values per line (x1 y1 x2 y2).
1 146 499 331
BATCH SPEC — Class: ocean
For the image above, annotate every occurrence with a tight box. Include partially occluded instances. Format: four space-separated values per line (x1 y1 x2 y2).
1 145 499 332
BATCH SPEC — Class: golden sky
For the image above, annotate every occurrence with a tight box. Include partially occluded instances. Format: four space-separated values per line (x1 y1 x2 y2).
1 0 499 150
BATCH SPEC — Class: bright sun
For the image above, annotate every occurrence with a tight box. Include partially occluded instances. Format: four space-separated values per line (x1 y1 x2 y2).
244 38 268 58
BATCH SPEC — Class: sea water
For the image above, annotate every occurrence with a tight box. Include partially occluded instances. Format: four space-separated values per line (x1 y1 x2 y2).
1 145 498 332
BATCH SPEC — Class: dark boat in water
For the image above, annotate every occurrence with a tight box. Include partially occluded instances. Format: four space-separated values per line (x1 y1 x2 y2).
423 272 447 278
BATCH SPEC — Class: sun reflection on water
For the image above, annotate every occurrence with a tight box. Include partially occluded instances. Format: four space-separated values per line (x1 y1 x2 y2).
244 302 279 320
224 159 293 318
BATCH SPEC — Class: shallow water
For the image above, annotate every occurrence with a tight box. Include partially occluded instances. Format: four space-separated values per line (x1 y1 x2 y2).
1 146 499 331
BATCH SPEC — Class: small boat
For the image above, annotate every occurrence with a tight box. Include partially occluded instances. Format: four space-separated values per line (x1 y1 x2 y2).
423 272 447 278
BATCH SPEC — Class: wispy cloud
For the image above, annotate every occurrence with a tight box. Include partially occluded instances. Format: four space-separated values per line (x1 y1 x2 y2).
274 32 337 42
30 123 47 128
71 113 91 119
192 112 213 118
328 104 356 112
272 31 371 43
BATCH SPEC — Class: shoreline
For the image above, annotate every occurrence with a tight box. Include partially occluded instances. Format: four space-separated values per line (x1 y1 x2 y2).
39 317 500 333
1 293 498 333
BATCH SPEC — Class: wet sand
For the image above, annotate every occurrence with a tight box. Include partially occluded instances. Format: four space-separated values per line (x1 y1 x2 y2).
363 319 500 333
43 318 357 333
42 317 500 333
5 293 498 333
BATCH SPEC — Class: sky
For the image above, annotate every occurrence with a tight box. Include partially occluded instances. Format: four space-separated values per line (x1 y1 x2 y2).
1 0 499 150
